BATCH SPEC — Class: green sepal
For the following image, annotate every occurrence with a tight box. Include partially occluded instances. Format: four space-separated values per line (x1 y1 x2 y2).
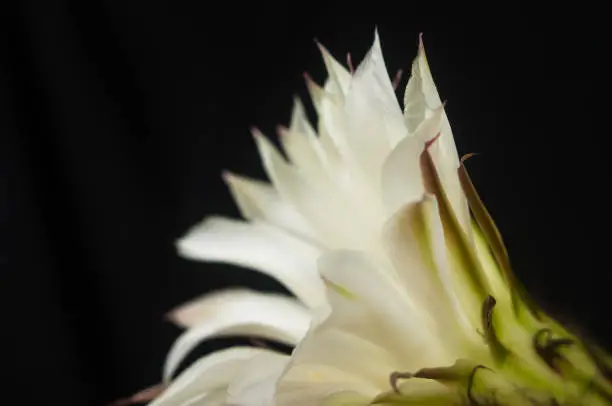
458 156 541 321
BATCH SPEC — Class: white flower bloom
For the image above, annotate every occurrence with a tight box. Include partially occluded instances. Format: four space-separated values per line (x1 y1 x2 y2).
118 31 612 406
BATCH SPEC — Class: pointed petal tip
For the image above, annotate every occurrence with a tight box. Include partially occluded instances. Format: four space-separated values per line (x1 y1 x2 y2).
433 103 446 113
250 127 267 143
371 27 382 49
165 303 191 327
313 37 329 54
221 169 233 182
276 125 288 137
392 69 404 90
346 52 354 74
175 237 188 257
303 72 320 92
175 232 201 260
164 309 178 324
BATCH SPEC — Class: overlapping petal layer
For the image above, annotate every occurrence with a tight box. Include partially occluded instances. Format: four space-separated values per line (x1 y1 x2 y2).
140 31 612 406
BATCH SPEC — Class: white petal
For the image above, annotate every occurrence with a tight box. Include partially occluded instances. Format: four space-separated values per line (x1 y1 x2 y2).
349 30 406 148
163 289 310 380
302 75 343 167
342 77 394 191
380 134 425 215
226 351 290 406
275 249 455 404
318 391 371 406
317 93 352 163
354 30 400 110
288 96 317 137
288 328 401 391
279 99 329 182
276 364 378 406
316 250 450 370
151 347 268 406
254 130 375 250
403 53 427 134
381 196 474 348
176 216 325 309
411 104 444 143
178 391 226 406
304 73 326 113
305 75 346 167
315 32 409 193
381 107 449 217
414 36 442 110
279 126 325 182
407 37 471 239
316 42 352 97
223 172 316 241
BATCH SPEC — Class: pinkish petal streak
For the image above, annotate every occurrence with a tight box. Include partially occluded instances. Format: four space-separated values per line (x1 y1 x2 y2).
392 69 404 90
425 132 442 150
108 383 167 406
346 52 354 74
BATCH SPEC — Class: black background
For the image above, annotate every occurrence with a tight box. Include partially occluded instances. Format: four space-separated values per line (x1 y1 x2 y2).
1 1 610 405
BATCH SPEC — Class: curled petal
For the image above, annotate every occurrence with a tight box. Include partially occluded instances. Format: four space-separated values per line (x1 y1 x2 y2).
153 347 270 406
163 289 310 380
177 216 325 309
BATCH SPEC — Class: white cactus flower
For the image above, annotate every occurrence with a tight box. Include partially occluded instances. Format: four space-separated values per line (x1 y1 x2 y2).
118 31 612 406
